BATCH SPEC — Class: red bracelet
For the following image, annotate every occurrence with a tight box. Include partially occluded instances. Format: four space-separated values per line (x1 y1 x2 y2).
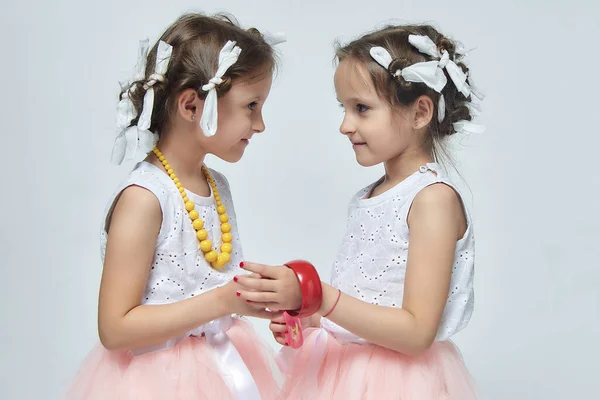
285 260 323 318
322 289 341 318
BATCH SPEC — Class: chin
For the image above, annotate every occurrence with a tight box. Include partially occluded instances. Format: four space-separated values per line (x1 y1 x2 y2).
355 155 379 167
218 150 245 163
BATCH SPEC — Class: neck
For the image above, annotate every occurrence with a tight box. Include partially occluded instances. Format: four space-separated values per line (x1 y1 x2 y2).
151 126 207 179
383 144 433 185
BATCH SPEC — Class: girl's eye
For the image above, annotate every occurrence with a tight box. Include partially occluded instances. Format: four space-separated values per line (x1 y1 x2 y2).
357 104 369 113
248 102 258 111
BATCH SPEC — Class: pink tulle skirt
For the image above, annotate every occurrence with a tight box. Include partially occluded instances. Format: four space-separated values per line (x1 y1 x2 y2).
66 319 280 400
278 328 477 400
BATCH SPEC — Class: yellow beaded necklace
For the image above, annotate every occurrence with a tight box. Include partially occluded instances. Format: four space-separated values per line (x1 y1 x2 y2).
152 147 233 269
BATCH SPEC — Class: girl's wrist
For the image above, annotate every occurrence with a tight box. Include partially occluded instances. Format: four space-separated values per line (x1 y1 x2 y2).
284 260 323 318
213 284 235 317
318 283 340 316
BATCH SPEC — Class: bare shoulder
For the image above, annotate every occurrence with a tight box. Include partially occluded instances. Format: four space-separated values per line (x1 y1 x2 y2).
413 183 462 210
107 185 162 233
117 185 161 211
408 183 465 237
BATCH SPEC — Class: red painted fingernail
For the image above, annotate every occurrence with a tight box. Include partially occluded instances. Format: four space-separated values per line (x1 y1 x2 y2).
236 291 241 297
240 262 245 268
233 276 238 282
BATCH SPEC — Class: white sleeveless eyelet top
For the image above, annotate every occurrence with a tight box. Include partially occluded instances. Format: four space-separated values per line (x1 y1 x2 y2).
100 161 244 305
321 163 475 343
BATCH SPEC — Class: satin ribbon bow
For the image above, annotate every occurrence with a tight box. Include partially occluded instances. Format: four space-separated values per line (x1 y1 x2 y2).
369 34 485 133
199 32 286 137
110 40 172 164
131 316 262 400
199 41 242 137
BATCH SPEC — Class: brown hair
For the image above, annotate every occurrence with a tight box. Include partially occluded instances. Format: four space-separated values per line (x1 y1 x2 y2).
336 25 475 160
123 13 277 135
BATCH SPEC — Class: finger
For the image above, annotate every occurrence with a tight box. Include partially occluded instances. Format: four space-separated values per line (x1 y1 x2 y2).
273 331 285 339
239 261 268 276
238 272 262 279
270 314 286 324
235 295 269 311
235 275 277 292
269 321 288 333
240 262 285 280
270 311 284 320
247 302 280 310
274 334 287 346
245 302 269 311
252 309 281 320
238 290 279 304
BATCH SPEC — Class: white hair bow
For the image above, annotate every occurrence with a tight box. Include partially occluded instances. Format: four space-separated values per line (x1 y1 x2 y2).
262 31 286 46
199 41 242 137
111 32 285 160
370 45 448 122
408 35 471 99
111 40 172 165
199 33 286 137
369 34 484 133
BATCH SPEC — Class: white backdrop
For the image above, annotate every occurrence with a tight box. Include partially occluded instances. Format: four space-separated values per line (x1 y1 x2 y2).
1 0 598 399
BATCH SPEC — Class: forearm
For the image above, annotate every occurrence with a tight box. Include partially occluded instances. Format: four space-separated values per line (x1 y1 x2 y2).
319 283 435 356
99 287 227 351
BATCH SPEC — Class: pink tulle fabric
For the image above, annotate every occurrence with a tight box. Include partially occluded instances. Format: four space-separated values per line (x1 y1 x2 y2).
278 328 478 400
66 319 280 400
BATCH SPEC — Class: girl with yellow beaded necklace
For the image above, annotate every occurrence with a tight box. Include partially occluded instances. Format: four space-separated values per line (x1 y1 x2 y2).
66 13 301 400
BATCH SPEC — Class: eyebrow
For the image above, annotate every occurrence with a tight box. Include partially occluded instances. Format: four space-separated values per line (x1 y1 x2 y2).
337 96 369 103
244 95 262 103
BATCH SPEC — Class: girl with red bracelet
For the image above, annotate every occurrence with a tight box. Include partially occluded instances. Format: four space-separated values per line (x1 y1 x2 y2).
235 22 481 400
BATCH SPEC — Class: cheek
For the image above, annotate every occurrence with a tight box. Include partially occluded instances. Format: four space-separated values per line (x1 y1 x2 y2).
366 121 408 156
366 116 398 144
230 109 252 128
382 114 411 142
217 112 250 138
